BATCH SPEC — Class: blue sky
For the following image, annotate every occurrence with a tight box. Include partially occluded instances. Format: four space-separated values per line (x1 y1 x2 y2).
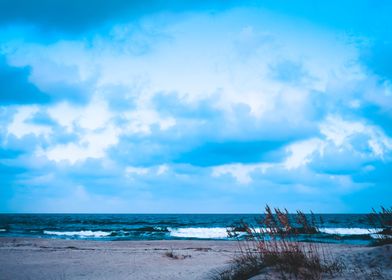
0 0 391 213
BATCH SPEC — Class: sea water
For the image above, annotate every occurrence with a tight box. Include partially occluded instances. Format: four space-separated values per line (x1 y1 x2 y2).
0 213 383 245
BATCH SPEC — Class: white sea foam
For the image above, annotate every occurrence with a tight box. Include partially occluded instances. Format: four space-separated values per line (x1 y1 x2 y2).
43 230 111 238
0 229 6 232
169 227 383 239
370 233 392 239
319 228 381 235
169 227 229 239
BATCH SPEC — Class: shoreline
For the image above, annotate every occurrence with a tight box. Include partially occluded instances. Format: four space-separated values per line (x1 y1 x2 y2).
0 237 240 280
1 237 391 279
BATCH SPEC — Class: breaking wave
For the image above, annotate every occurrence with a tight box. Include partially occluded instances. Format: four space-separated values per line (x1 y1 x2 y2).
319 228 382 235
1 214 387 244
39 227 386 240
43 230 112 238
169 227 229 239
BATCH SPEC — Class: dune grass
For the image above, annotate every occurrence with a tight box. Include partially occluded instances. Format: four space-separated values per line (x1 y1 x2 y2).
368 207 392 246
164 248 191 260
212 205 392 279
211 205 343 280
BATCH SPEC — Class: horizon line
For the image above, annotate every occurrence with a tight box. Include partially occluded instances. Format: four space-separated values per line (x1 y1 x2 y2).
0 212 375 215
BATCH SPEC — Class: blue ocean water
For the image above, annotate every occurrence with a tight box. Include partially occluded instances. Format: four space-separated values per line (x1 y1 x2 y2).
0 214 383 245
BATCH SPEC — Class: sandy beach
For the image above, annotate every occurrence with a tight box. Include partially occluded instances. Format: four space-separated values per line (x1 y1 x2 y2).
0 238 237 280
0 237 391 280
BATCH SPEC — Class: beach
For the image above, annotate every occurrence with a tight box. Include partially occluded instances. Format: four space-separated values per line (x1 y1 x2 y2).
1 238 391 280
0 238 236 280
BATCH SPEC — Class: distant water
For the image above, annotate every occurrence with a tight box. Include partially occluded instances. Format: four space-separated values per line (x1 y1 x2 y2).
0 214 383 245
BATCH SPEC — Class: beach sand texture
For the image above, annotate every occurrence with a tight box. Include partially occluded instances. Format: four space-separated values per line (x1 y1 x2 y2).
0 238 391 279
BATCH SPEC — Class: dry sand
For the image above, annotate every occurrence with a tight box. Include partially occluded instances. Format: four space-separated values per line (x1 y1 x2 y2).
0 237 391 280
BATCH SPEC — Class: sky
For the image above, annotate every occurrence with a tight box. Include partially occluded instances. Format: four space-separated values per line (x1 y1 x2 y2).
0 0 391 213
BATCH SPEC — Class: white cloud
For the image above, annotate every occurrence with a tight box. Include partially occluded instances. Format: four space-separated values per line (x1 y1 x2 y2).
3 8 363 126
1 7 392 213
157 164 169 175
122 109 176 134
79 98 113 130
320 116 366 146
320 115 392 157
125 166 150 176
125 164 170 177
284 138 326 170
212 163 271 184
5 40 94 87
211 138 326 184
47 102 80 132
48 98 112 132
42 125 119 164
7 106 52 139
39 98 118 164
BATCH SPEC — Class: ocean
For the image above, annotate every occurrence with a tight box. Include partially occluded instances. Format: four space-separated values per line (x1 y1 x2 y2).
0 214 383 245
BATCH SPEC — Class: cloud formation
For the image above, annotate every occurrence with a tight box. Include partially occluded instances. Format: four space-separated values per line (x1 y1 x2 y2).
0 2 391 213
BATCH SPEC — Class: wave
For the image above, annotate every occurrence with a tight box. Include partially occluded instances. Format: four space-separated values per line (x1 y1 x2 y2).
169 227 229 239
43 230 112 238
130 226 169 232
109 227 169 237
86 220 189 227
168 227 384 239
319 228 382 235
37 227 385 240
0 229 6 232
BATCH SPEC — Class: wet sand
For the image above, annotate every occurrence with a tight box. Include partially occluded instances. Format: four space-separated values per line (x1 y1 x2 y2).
0 238 391 279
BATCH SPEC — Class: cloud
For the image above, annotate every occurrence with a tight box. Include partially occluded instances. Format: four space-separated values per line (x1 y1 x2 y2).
125 164 169 177
41 126 119 164
42 99 119 164
1 4 391 212
122 109 176 135
2 41 96 104
283 138 325 170
320 115 392 158
211 114 392 186
212 163 271 184
6 106 52 139
0 57 50 104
